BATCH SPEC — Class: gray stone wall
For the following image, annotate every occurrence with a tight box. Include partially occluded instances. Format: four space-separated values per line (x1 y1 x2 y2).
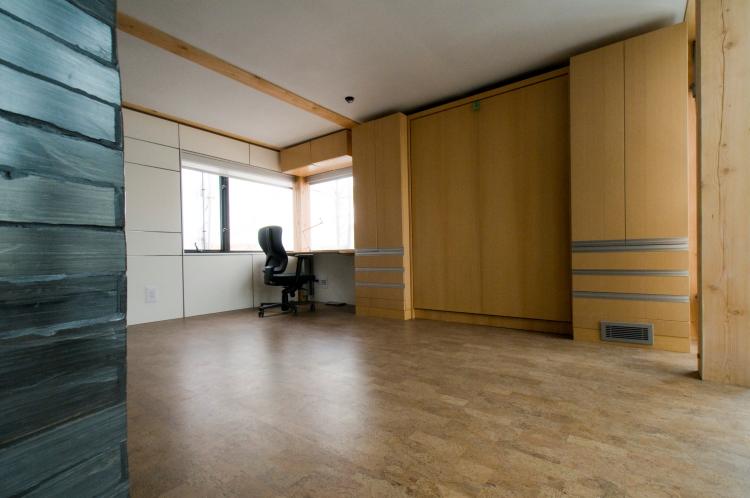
0 0 128 495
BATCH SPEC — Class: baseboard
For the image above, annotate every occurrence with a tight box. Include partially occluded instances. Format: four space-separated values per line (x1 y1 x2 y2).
574 327 691 353
356 306 414 320
414 309 572 335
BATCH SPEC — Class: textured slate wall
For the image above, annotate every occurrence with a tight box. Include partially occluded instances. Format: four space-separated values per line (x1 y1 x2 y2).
0 0 128 496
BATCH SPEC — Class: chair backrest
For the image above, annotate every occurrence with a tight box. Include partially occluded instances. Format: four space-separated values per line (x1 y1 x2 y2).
258 226 288 280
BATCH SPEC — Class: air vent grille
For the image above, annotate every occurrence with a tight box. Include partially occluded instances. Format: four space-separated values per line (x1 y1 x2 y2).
600 322 653 345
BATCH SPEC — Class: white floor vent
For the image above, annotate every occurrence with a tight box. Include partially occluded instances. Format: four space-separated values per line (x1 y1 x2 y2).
600 322 653 345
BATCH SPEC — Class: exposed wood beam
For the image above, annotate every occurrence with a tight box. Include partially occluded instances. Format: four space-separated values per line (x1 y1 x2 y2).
123 101 280 150
117 12 359 130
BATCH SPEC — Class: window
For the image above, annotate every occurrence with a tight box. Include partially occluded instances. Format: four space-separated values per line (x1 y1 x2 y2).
228 177 294 251
182 168 223 251
308 173 354 250
181 156 295 252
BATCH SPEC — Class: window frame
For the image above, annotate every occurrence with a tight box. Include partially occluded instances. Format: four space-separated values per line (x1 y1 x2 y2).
306 169 354 251
181 167 224 253
183 171 294 254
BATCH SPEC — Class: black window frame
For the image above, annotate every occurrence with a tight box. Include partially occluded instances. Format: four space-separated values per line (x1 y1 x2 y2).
183 173 231 253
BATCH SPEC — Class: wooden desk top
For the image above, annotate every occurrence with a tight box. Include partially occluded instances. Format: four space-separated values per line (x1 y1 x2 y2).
288 249 354 255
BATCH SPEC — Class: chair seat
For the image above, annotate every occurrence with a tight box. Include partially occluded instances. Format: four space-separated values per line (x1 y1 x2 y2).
268 273 315 286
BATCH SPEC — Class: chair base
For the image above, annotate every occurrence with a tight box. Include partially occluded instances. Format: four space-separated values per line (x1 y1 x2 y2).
257 300 316 317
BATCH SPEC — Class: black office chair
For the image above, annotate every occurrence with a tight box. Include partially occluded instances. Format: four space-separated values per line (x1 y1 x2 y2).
257 226 315 317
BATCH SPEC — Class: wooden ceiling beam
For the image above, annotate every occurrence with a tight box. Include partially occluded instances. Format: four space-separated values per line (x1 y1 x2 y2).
117 12 359 130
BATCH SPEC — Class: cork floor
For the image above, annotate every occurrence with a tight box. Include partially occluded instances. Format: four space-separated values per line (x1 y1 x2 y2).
127 308 750 497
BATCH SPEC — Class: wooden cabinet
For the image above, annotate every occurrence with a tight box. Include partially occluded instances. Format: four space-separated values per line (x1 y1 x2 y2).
352 122 378 249
374 116 408 249
625 23 688 240
280 130 352 176
570 42 625 242
410 73 571 323
477 77 571 321
571 23 688 242
310 129 351 164
352 113 412 319
570 23 691 353
280 141 311 172
411 104 481 313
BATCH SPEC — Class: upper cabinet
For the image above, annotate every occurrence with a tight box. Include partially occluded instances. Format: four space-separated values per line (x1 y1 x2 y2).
352 114 409 251
570 42 625 242
624 23 688 240
249 144 281 172
570 23 688 243
178 125 250 164
122 108 178 148
280 129 351 176
279 141 311 172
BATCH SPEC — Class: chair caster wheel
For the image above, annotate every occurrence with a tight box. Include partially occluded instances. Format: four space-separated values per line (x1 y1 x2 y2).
310 302 316 312
258 310 264 318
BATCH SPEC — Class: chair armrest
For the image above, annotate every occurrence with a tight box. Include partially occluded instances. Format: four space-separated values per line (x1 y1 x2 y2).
295 254 314 278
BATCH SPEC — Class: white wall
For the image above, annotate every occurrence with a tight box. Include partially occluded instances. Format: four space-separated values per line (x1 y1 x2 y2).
123 109 183 325
184 254 254 317
310 253 355 304
124 109 352 325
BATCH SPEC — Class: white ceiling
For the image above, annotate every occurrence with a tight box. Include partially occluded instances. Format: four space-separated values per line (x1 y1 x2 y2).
118 0 687 148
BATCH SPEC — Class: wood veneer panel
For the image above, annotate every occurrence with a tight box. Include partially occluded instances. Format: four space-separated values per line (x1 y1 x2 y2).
355 271 404 285
570 42 625 241
411 104 481 313
572 251 689 270
572 274 689 295
375 114 407 249
355 286 405 300
279 141 311 172
478 76 571 321
415 309 571 335
354 254 405 268
310 130 351 164
352 122 378 249
625 23 688 239
572 297 689 325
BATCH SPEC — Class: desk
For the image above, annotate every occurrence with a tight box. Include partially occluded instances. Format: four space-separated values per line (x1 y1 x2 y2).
287 249 355 255
297 250 354 304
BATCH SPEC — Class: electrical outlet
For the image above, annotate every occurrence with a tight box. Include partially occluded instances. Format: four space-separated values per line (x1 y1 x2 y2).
318 276 328 289
145 286 158 304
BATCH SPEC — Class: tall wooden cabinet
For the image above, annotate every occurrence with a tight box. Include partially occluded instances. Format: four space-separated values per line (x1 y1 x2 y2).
411 104 481 314
410 72 572 332
352 113 413 319
570 23 691 352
